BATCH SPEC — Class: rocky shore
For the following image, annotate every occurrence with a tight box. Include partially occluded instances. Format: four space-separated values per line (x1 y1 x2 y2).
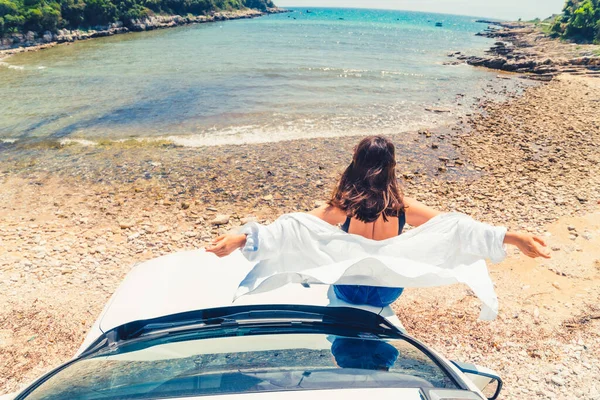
447 22 600 80
0 8 286 58
1 72 599 399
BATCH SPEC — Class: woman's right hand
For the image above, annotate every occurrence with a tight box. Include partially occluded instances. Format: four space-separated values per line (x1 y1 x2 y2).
206 234 247 257
504 232 551 259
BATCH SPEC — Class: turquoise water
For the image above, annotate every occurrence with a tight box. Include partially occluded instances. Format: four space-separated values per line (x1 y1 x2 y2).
0 8 502 146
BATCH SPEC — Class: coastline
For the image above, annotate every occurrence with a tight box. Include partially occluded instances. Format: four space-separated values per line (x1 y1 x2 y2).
449 21 600 79
0 7 287 60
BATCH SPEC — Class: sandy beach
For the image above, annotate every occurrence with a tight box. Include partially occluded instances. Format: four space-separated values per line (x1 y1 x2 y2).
1 19 600 399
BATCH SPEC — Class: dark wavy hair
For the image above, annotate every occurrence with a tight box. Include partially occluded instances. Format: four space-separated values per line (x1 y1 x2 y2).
328 136 405 223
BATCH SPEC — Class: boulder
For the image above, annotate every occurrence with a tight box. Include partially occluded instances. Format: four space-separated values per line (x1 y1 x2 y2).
42 31 53 43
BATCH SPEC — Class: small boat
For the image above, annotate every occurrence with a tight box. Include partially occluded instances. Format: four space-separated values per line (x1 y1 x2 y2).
435 22 443 27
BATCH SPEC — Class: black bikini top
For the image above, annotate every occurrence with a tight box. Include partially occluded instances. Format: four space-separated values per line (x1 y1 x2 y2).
340 212 406 235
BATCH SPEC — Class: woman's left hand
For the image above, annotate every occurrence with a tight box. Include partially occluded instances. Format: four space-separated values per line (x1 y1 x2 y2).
504 232 551 259
206 234 247 257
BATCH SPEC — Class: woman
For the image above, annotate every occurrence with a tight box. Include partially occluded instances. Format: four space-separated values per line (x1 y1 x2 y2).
207 135 549 306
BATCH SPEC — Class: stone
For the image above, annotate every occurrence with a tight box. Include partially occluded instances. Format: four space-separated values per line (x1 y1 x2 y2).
240 215 258 225
263 195 274 201
119 221 135 229
550 376 565 386
155 225 169 234
211 214 230 225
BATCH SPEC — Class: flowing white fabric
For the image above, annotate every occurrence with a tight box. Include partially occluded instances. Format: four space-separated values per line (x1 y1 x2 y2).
236 212 507 320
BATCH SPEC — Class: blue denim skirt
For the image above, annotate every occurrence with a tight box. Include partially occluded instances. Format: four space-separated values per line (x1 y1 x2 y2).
333 285 404 307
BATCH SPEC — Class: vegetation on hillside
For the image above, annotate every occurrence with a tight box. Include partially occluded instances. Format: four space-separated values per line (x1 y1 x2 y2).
550 0 600 43
0 0 274 36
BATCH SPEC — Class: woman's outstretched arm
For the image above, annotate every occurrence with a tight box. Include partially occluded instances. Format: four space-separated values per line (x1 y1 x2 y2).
404 196 550 259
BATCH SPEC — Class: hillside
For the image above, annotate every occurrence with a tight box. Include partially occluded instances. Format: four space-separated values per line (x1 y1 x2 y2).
0 0 274 37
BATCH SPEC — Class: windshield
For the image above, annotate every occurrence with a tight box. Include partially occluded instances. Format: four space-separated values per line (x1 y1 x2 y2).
22 333 458 399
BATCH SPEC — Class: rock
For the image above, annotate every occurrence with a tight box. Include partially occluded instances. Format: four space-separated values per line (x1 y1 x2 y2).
240 215 257 225
425 107 452 113
127 233 140 241
262 195 274 201
313 200 327 208
551 376 565 386
431 143 439 149
567 226 576 231
552 282 560 290
181 202 190 210
211 214 230 225
155 225 169 233
119 221 135 229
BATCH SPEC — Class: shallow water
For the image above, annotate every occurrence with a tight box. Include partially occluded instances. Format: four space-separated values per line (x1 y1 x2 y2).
0 8 505 147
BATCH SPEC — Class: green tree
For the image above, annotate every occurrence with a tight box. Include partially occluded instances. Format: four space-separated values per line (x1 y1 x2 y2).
60 0 86 27
558 0 600 42
83 0 117 25
0 0 275 36
0 0 18 17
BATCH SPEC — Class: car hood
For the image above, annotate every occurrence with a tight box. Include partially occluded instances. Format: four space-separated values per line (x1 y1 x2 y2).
77 250 393 355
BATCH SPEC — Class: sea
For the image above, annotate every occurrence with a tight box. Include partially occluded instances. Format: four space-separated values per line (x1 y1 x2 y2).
0 8 512 148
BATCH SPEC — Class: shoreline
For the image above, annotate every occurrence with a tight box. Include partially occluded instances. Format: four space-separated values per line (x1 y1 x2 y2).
0 7 288 60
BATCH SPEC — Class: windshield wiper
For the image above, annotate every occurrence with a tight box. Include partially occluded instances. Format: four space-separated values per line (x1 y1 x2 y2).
85 305 404 357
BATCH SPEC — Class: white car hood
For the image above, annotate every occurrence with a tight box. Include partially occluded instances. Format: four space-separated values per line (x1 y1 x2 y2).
77 250 403 355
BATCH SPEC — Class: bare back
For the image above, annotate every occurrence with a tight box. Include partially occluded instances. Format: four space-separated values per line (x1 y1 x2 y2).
309 197 441 240
310 205 402 241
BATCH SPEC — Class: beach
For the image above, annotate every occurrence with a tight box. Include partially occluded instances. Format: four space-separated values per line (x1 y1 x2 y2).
1 16 600 400
1 72 599 399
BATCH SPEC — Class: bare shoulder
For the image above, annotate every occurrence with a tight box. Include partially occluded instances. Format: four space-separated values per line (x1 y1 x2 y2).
308 204 347 225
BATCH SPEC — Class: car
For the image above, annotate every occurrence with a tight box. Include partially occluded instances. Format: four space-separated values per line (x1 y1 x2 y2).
2 250 504 400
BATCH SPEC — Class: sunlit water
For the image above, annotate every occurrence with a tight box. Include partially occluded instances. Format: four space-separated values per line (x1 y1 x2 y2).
0 8 505 147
